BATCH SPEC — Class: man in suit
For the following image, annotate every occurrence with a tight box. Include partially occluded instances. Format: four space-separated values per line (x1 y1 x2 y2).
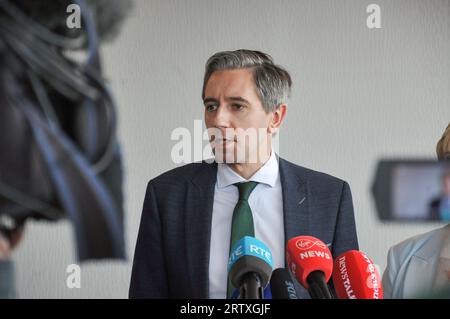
129 49 359 299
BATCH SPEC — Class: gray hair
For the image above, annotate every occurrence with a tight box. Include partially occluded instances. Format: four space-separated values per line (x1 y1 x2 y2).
202 49 292 113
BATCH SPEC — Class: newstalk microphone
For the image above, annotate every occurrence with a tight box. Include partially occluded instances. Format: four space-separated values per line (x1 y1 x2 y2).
286 236 333 299
332 250 383 299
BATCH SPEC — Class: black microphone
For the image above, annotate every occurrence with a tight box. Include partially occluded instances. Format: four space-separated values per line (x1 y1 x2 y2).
270 268 298 299
228 236 273 299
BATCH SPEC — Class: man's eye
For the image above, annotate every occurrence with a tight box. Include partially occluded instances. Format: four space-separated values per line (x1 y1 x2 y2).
232 104 244 110
205 105 218 112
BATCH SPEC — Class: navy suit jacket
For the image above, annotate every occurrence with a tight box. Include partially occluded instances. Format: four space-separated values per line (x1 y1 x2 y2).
129 157 359 298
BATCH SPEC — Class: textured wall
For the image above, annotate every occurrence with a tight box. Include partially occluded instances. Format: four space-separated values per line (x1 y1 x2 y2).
13 0 450 298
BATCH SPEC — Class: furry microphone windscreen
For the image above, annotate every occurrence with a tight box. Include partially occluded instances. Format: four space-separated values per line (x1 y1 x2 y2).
12 0 133 44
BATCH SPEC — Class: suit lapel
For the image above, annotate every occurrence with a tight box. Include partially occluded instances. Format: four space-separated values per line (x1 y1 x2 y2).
402 255 436 298
278 158 309 254
402 229 447 298
185 162 217 298
278 157 312 298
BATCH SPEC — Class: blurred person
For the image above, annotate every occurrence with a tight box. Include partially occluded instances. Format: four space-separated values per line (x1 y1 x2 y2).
0 0 131 298
0 228 22 298
383 122 450 298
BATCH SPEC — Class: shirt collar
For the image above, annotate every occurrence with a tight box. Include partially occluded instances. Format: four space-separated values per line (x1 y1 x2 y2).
216 150 279 189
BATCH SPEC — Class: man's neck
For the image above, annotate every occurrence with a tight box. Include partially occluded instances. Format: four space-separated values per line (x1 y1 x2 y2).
227 151 272 180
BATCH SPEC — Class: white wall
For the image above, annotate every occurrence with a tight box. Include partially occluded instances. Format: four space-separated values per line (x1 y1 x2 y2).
14 0 450 298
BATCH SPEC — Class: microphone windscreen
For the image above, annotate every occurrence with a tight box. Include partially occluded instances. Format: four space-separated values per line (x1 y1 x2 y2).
270 268 298 299
228 236 273 288
286 236 333 289
332 250 383 299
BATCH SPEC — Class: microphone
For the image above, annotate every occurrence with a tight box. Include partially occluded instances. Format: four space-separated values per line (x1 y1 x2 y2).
228 236 273 299
286 236 333 299
270 268 298 299
332 250 383 299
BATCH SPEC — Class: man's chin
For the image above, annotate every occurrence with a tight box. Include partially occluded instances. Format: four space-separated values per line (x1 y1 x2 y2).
212 148 237 164
212 149 267 165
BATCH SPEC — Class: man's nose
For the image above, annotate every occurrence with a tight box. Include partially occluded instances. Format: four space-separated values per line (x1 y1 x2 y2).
211 105 231 128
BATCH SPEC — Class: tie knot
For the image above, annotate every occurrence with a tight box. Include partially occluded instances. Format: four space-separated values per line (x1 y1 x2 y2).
235 181 258 201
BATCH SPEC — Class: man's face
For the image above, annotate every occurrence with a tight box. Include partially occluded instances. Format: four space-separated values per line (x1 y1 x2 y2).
203 69 274 163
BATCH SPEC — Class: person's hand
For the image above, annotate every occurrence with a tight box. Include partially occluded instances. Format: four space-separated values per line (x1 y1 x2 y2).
0 228 24 260
0 231 11 260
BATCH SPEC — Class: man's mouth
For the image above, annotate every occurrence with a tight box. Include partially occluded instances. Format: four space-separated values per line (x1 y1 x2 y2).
215 138 235 145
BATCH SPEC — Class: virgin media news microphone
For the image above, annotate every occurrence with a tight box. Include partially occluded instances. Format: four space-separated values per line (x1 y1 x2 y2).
332 250 383 299
228 236 273 299
286 236 333 299
270 268 298 299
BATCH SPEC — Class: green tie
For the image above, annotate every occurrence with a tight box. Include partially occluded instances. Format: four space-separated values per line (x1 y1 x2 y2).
227 181 258 298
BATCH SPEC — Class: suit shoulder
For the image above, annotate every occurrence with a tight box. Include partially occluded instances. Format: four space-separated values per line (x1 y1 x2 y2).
389 226 447 261
279 157 347 187
149 161 215 186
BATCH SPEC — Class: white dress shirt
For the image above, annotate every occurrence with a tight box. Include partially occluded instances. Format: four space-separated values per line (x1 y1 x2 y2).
208 151 284 298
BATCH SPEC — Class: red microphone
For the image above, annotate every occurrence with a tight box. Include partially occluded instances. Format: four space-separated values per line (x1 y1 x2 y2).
286 236 333 299
332 250 383 299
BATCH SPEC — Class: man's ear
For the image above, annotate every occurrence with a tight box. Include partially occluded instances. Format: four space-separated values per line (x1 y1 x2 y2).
268 104 287 134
